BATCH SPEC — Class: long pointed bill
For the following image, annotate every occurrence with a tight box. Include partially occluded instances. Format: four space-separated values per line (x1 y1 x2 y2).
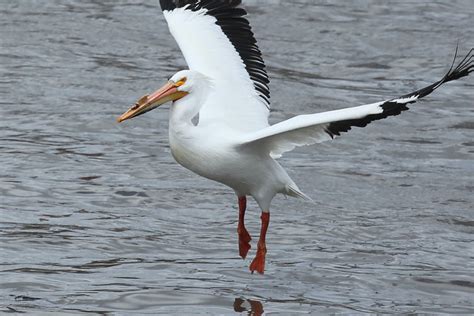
117 81 188 123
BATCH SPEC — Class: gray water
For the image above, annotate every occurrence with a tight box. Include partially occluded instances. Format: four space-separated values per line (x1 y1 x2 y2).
1 0 474 314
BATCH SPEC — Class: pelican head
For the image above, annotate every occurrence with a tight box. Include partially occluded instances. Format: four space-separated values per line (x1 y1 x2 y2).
117 70 204 123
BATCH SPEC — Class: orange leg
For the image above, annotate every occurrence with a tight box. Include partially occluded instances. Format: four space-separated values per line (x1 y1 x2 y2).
249 212 270 274
237 196 251 259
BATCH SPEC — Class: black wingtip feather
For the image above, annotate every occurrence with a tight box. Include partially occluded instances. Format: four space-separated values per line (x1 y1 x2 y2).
445 47 474 81
404 47 474 99
325 47 473 139
159 0 176 11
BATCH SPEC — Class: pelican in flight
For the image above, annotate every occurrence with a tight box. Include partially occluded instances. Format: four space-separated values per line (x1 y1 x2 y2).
118 0 473 274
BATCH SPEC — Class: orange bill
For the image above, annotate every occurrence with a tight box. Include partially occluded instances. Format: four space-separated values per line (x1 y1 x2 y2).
117 81 188 123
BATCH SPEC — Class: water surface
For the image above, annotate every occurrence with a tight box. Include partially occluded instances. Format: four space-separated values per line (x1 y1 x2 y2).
1 0 474 314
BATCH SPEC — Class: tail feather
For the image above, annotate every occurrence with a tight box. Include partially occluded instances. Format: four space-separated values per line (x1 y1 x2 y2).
286 184 314 202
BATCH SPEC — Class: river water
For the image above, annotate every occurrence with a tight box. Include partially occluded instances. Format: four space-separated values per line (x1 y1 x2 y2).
1 0 474 314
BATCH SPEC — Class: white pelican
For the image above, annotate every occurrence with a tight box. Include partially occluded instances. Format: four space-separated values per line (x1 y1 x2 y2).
118 0 473 274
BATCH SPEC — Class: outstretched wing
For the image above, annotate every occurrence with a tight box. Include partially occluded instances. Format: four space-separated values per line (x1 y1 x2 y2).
239 49 473 158
159 0 270 131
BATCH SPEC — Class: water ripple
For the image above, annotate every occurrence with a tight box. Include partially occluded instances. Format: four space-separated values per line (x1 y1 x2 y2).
1 0 474 314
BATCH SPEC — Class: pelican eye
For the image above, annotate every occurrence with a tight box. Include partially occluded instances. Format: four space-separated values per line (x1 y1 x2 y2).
175 78 186 87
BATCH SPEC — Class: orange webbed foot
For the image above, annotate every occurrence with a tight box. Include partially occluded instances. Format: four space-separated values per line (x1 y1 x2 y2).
249 244 267 274
238 226 251 259
249 212 270 274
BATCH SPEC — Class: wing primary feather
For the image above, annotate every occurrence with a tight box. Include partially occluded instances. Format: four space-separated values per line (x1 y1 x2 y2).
239 48 473 157
159 0 176 10
325 48 473 138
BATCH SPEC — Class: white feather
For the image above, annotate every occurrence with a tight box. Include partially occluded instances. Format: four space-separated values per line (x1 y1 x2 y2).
164 7 269 132
238 100 387 158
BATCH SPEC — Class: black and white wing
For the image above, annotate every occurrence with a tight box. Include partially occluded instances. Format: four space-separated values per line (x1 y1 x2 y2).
239 49 473 158
160 0 270 131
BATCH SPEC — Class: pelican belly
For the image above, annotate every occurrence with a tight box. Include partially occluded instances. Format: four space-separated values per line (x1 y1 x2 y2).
169 125 289 197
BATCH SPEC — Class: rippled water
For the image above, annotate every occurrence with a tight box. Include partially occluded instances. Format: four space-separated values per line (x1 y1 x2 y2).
1 0 474 314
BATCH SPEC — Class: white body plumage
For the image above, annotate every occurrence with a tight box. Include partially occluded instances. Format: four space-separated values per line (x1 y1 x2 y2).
167 71 302 211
